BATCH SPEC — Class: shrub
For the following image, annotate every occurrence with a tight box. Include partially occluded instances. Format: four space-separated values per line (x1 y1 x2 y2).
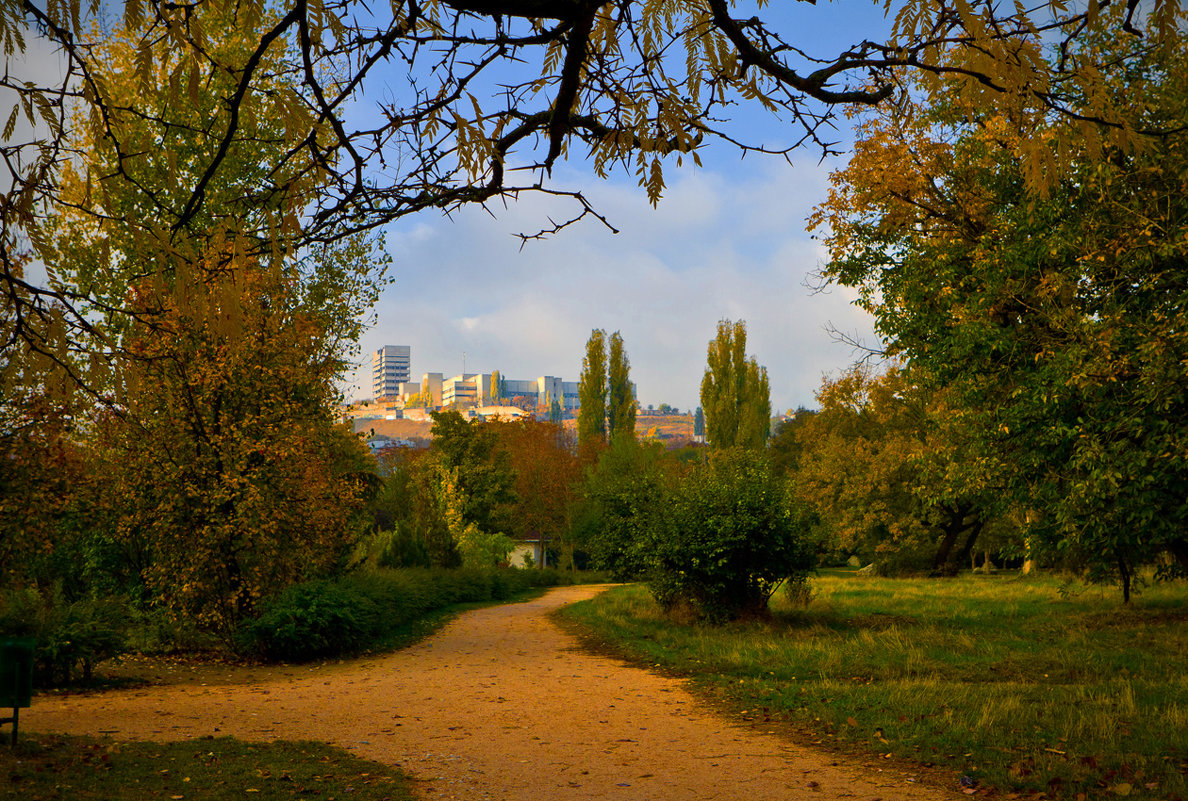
243 567 599 662
0 587 128 686
243 580 377 662
645 448 816 621
124 606 220 655
377 529 433 569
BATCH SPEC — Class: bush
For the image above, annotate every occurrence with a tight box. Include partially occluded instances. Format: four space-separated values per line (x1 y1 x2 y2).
243 567 599 662
376 529 433 569
0 587 129 686
242 580 378 662
645 448 816 621
572 438 669 580
124 606 221 655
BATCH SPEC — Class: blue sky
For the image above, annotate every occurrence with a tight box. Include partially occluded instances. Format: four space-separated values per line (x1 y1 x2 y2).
348 1 895 411
351 153 880 412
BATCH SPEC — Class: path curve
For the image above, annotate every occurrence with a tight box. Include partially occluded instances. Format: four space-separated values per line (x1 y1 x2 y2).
31 585 956 801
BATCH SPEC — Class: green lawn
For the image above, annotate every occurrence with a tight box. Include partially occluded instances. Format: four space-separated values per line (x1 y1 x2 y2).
558 571 1188 801
0 734 415 800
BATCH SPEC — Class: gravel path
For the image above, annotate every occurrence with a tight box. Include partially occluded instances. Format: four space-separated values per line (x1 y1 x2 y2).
30 585 956 801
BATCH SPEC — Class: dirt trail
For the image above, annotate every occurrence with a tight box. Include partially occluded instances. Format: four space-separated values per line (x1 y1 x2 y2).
30 585 955 801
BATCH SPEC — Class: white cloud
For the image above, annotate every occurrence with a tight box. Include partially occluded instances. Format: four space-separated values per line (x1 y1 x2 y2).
351 155 880 411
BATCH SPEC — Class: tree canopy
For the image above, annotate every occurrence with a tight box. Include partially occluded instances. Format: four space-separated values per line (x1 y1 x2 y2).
607 331 636 440
577 328 608 447
812 10 1188 597
3 0 1185 382
700 319 770 449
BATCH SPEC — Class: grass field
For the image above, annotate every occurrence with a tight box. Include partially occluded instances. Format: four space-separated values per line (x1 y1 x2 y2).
558 571 1188 801
0 734 415 800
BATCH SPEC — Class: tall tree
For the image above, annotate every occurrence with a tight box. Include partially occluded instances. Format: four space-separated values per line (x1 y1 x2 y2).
429 411 517 566
700 320 771 449
491 418 581 568
92 263 377 637
813 12 1188 598
578 329 608 447
607 331 636 440
15 10 387 633
792 365 1004 575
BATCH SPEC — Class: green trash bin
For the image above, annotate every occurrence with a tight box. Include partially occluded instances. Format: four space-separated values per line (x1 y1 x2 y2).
0 637 35 746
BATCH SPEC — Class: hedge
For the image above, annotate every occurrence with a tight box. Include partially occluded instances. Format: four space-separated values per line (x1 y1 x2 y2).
243 567 593 662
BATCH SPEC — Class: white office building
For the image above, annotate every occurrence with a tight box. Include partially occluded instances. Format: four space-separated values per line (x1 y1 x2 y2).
371 345 411 400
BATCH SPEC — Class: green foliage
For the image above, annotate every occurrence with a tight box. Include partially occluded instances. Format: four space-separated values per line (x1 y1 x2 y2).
607 331 636 439
456 526 517 569
244 568 588 662
0 587 128 687
376 529 433 569
813 19 1188 598
369 448 460 569
430 411 515 537
645 448 816 621
767 407 817 476
577 442 816 619
700 320 771 449
241 579 377 662
573 436 669 580
577 329 608 447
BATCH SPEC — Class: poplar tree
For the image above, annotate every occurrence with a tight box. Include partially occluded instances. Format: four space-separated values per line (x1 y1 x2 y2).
578 329 607 446
607 331 636 440
700 320 771 450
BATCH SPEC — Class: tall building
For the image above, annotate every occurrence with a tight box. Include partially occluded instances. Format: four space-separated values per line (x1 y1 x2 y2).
371 345 411 400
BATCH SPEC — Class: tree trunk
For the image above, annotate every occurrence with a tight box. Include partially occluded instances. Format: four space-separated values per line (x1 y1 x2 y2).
952 522 984 574
934 504 980 576
1167 539 1188 575
1118 555 1132 604
933 515 963 572
1021 512 1036 574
